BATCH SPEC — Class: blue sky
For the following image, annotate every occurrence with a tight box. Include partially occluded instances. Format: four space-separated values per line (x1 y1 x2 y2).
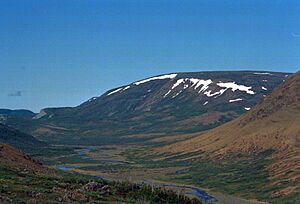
0 0 299 112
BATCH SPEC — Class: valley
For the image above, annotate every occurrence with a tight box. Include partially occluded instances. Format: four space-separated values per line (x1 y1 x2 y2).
37 143 274 204
2 0 300 203
2 71 289 144
1 71 299 203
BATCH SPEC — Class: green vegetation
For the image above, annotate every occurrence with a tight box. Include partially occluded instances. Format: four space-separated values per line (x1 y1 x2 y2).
0 163 202 204
124 148 299 204
31 144 299 204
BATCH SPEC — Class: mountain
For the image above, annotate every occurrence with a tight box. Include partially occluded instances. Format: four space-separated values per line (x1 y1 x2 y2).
4 71 290 144
159 71 300 154
158 71 300 199
0 123 46 152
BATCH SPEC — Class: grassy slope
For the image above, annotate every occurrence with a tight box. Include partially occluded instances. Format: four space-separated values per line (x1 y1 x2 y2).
155 72 300 203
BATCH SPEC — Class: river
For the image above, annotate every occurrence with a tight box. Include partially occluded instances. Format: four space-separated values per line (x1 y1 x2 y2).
53 146 268 204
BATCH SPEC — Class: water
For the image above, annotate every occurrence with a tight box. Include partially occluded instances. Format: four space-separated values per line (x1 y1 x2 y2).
52 145 267 204
55 165 74 171
76 146 97 160
162 183 218 203
54 146 96 171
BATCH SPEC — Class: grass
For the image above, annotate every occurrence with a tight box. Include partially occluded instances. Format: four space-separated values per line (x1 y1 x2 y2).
123 147 299 204
0 163 202 204
30 143 299 204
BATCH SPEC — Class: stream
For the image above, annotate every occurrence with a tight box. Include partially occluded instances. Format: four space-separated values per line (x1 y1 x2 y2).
53 146 268 204
54 146 218 203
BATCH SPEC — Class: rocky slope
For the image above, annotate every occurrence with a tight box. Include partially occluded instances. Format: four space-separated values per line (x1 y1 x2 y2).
6 71 289 144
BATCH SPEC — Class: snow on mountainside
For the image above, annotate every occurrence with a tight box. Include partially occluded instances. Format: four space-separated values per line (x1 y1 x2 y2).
106 75 255 98
84 71 289 113
3 71 291 144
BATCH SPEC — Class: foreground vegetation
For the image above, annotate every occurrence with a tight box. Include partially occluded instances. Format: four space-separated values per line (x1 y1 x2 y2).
0 162 202 204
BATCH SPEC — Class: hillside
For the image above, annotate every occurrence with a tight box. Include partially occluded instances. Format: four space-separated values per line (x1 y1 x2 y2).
159 72 300 154
0 123 46 153
0 144 55 176
5 71 289 145
158 71 300 200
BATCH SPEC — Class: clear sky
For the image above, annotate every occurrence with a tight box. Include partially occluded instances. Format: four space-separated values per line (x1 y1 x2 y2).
0 0 299 112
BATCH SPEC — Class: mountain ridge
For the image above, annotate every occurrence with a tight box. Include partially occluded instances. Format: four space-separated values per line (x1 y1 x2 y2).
3 71 290 145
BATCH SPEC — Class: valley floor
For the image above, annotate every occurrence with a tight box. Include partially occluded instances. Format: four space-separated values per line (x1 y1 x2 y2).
36 144 291 204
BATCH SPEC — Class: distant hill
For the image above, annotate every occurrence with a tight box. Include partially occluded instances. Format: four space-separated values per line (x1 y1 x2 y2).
5 71 290 145
0 123 46 152
159 71 300 198
0 108 35 119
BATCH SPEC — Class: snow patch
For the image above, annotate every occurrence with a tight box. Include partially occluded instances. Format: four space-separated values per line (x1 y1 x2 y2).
164 90 172 98
229 98 243 103
217 82 255 94
189 79 213 92
195 80 213 93
172 79 185 89
107 85 132 96
123 86 131 90
253 72 273 75
244 107 251 111
134 74 177 85
107 88 123 96
88 97 98 102
204 89 227 98
165 78 213 97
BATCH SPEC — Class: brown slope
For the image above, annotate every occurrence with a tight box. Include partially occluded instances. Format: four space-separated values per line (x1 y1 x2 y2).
158 71 300 196
0 144 56 176
159 71 300 154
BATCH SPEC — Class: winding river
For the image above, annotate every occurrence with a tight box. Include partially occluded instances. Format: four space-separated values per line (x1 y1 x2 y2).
54 146 268 204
